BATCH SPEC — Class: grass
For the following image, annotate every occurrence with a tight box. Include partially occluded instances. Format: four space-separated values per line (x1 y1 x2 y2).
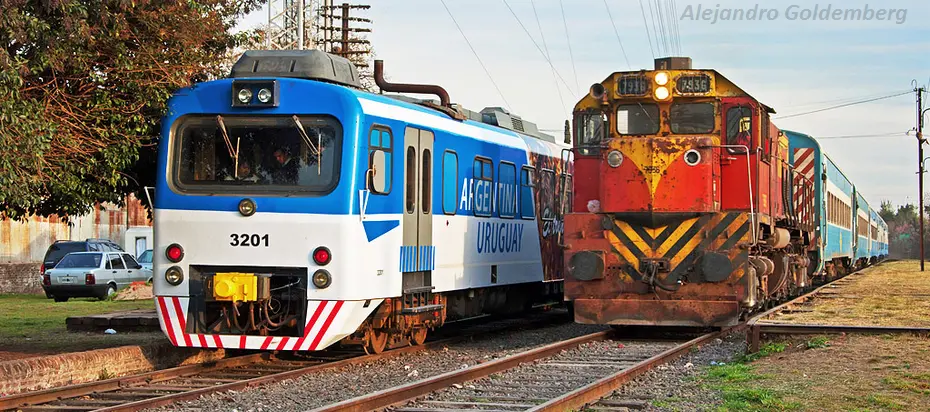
698 341 800 412
806 335 830 349
0 294 164 356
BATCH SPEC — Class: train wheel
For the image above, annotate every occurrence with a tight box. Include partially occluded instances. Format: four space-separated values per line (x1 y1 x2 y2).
411 327 427 346
366 329 388 354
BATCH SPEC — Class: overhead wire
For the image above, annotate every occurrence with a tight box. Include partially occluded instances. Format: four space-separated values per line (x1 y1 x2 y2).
671 0 682 54
603 0 632 69
646 0 663 56
501 0 574 92
655 0 669 55
438 0 513 111
638 0 656 59
786 89 913 109
774 90 912 119
816 132 907 140
531 0 567 115
559 0 581 94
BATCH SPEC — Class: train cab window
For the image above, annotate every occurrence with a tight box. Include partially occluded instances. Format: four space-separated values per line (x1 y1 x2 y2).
761 113 772 161
442 151 458 215
173 115 342 194
559 173 574 214
669 102 715 134
540 169 556 221
498 162 517 219
578 112 607 145
520 166 536 219
616 104 659 135
368 126 393 194
473 157 493 217
725 106 752 154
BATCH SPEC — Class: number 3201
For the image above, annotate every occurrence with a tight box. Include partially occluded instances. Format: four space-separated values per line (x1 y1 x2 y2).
230 233 269 247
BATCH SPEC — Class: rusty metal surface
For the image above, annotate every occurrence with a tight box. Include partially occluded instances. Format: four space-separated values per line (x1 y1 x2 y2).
529 331 723 412
311 332 610 412
572 298 740 327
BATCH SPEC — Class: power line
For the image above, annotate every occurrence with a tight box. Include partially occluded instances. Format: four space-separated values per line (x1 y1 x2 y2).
646 0 662 56
501 0 574 92
637 0 656 59
531 0 567 115
787 89 913 109
559 0 580 94
816 132 907 139
671 0 682 54
439 0 513 111
775 90 912 119
602 0 632 69
655 0 669 55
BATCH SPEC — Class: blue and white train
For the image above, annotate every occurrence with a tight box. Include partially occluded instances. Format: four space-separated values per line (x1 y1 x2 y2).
787 131 888 278
152 50 573 353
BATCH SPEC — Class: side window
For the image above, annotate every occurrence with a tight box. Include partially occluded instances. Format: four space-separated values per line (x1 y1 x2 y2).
109 254 125 269
761 112 772 161
123 254 140 268
368 126 393 194
540 169 555 221
473 157 493 217
405 147 416 214
498 162 517 219
560 173 574 214
88 243 99 252
442 151 458 215
520 166 536 219
725 106 753 153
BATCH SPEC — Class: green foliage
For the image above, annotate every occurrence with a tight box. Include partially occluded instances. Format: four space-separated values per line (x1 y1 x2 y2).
806 335 830 349
742 342 788 362
0 0 264 220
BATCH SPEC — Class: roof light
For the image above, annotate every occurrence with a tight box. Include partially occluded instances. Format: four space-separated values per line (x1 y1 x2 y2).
655 72 669 86
654 86 670 100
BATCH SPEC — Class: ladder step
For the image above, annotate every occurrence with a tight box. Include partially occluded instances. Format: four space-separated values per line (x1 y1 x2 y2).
403 286 435 294
401 304 444 314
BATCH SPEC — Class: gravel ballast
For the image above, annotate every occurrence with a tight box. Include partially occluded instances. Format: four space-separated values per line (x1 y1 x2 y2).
148 320 607 411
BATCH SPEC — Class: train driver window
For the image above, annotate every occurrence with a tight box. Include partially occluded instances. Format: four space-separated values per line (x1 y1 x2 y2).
368 126 392 194
725 106 752 154
578 112 607 145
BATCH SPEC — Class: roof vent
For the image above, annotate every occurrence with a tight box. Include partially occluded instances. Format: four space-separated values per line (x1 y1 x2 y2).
654 56 692 70
230 50 362 89
479 107 554 142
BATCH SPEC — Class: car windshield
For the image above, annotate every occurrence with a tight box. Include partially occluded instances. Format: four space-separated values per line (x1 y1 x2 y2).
173 115 343 194
56 254 102 269
137 250 152 263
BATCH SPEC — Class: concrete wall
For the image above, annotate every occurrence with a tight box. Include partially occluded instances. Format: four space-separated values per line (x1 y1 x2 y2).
0 195 151 294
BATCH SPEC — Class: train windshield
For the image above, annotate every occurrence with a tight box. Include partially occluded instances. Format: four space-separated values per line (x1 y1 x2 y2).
669 102 715 134
616 104 659 135
173 115 342 194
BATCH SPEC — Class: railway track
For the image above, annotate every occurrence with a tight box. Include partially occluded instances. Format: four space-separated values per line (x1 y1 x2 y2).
312 329 727 412
0 307 569 412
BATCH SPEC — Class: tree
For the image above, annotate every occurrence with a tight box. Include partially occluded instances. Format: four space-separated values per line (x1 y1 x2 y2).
879 200 896 224
0 0 264 220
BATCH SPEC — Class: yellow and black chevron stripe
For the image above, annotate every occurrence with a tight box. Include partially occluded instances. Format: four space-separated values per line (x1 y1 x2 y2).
605 212 752 282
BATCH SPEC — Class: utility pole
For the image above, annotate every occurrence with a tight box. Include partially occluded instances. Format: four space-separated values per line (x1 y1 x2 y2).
319 3 371 62
918 86 926 271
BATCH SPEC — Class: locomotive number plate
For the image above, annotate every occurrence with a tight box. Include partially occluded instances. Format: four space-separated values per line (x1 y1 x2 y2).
230 233 270 247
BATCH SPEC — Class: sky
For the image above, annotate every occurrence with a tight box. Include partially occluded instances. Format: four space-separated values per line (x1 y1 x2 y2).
238 0 930 208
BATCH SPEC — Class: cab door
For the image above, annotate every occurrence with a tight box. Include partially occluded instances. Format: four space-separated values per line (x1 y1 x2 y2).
401 127 434 290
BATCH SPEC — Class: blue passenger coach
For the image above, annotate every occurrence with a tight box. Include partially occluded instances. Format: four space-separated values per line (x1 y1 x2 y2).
787 131 887 278
152 50 573 353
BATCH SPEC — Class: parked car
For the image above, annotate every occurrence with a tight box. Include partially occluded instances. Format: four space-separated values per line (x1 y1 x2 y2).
39 239 124 296
137 249 153 272
42 251 151 302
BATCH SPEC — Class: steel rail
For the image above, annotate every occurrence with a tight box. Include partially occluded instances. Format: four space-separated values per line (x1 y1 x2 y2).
310 331 611 412
529 331 723 411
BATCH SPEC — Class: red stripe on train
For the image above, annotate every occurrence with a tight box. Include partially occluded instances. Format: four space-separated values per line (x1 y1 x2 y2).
156 297 178 346
309 301 344 350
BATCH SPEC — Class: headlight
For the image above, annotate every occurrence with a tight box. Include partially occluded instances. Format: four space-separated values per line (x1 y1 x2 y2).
684 149 701 166
312 270 332 289
654 86 670 100
257 88 272 103
165 266 184 286
607 150 623 168
654 72 669 86
237 88 252 104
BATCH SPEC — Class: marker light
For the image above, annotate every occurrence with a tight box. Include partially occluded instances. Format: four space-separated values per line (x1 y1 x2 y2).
257 88 272 103
165 266 184 286
607 150 624 168
313 247 332 265
312 270 332 289
237 88 252 104
238 198 256 217
654 86 670 100
655 72 669 86
166 244 184 263
684 150 701 166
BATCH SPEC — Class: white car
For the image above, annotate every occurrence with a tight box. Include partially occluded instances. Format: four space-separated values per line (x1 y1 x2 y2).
43 252 153 302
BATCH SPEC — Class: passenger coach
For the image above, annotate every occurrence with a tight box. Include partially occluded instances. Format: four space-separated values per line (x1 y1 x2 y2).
153 50 572 353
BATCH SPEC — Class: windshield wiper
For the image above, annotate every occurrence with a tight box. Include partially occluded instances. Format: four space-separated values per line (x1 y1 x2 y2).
216 115 241 178
292 115 323 175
